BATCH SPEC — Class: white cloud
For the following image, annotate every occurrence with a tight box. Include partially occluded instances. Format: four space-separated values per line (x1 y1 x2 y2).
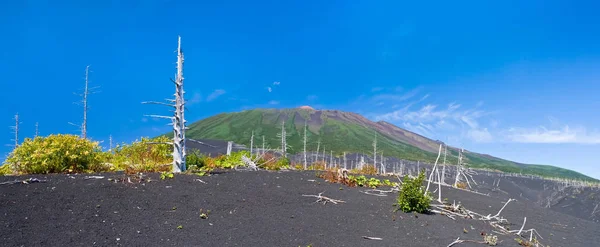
188 92 202 105
268 100 279 105
375 100 491 142
371 87 421 103
267 87 272 93
505 125 600 144
273 81 280 85
206 89 226 102
141 117 148 123
466 128 493 143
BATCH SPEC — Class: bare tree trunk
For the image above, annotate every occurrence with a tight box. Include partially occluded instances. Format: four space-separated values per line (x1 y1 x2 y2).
12 113 19 149
250 130 254 155
172 36 186 172
34 122 39 138
142 36 187 172
303 121 308 169
279 120 287 157
227 141 232 156
109 135 113 152
82 66 89 139
330 150 333 169
262 135 265 156
343 152 347 170
425 144 443 196
380 151 385 174
372 132 377 167
441 144 447 184
315 139 320 164
454 149 463 187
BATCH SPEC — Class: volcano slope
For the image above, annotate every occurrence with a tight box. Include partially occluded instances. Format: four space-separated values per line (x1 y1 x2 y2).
1 171 598 247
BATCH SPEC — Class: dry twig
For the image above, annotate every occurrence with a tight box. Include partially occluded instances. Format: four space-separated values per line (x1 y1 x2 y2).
302 192 345 205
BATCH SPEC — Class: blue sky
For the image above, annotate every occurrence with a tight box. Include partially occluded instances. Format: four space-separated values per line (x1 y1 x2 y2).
1 1 599 179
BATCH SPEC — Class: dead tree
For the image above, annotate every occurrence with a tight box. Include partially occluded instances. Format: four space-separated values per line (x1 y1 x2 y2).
70 65 99 139
315 139 320 164
453 148 477 188
226 141 233 156
34 122 39 138
303 121 308 169
380 151 385 174
277 120 291 157
10 113 19 149
142 36 187 172
372 132 377 168
250 130 254 155
262 135 265 156
425 144 443 202
109 134 113 152
343 152 347 170
330 150 333 169
441 144 447 184
82 66 89 139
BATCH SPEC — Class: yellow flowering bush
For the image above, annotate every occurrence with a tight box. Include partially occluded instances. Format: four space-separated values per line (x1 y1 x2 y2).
3 134 105 174
110 136 172 173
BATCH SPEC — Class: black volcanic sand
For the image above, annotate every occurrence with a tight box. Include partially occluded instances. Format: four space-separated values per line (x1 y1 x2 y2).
1 171 598 246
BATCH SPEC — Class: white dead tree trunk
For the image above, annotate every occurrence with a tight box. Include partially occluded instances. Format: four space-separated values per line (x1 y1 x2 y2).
425 144 443 200
70 65 99 138
34 122 39 138
262 135 265 156
303 121 308 169
372 132 377 168
343 152 347 170
441 144 447 184
227 141 233 156
452 148 477 188
10 113 19 149
82 65 89 139
142 36 187 172
454 149 463 187
109 134 113 152
250 130 254 155
380 151 385 174
277 120 290 157
330 150 333 169
315 139 320 164
358 156 366 170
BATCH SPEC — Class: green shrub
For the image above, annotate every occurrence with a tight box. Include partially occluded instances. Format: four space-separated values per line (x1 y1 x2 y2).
3 134 106 174
368 177 382 188
186 150 206 169
0 164 12 176
348 175 368 187
110 136 172 173
396 170 431 213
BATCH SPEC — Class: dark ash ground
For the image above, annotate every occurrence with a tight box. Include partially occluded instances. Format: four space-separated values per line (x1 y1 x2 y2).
1 170 598 246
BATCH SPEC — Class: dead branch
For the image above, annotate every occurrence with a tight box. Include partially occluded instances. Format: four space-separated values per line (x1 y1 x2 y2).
302 192 345 205
0 178 46 185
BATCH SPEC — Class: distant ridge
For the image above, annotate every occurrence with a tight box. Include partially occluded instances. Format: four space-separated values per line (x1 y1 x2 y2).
179 108 597 181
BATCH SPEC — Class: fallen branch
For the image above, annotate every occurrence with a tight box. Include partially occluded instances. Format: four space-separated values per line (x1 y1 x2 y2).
302 192 345 205
362 236 382 240
446 237 487 247
0 178 46 185
361 187 399 197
